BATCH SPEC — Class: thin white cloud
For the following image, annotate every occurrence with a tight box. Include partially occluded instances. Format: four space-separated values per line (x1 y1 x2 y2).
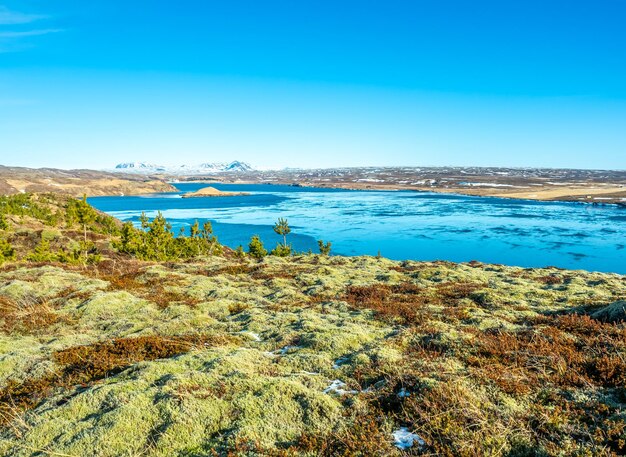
0 6 46 25
0 28 62 38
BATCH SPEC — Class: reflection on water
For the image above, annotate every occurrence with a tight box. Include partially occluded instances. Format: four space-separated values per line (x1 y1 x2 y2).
88 182 626 274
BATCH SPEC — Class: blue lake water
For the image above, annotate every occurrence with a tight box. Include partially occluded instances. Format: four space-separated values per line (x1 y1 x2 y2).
88 182 626 274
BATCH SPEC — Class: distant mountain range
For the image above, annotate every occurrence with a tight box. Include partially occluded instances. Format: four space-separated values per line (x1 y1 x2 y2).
113 161 254 175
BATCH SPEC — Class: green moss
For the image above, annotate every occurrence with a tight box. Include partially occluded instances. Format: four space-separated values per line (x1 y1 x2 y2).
0 255 625 455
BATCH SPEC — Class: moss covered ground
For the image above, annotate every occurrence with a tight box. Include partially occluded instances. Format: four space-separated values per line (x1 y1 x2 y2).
0 194 624 456
0 254 624 456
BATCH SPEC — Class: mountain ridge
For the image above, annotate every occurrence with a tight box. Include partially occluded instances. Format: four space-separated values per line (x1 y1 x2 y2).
114 161 253 174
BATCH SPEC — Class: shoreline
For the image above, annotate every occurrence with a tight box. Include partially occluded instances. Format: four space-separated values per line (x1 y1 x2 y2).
169 178 626 207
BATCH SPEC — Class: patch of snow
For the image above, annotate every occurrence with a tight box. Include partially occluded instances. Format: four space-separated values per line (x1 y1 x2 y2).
241 331 261 342
323 380 358 395
392 427 425 450
458 182 528 188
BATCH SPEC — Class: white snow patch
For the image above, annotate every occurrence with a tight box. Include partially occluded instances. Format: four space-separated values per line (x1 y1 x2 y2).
392 427 425 450
241 331 261 342
459 182 528 188
323 380 357 395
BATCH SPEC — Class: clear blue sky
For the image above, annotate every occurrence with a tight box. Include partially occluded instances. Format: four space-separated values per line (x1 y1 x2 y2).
1 0 625 170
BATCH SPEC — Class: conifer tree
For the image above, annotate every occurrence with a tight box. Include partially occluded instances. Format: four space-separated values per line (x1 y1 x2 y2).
248 235 267 260
139 212 149 229
27 239 55 262
318 240 332 256
201 221 213 240
0 213 8 230
146 212 174 260
0 238 14 264
273 218 291 247
190 220 200 238
76 194 96 243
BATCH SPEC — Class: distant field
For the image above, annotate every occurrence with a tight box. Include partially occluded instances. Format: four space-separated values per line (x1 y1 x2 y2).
169 166 626 205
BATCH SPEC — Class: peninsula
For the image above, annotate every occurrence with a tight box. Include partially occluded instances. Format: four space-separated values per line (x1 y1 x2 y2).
181 186 250 198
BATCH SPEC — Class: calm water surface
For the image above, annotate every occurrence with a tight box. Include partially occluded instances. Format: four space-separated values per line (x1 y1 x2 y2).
88 183 626 274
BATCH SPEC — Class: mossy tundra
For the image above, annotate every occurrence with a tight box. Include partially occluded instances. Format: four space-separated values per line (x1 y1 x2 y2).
0 194 625 456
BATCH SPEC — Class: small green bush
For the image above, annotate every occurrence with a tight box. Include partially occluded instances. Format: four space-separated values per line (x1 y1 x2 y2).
318 240 332 256
0 213 8 230
0 238 15 264
248 235 267 260
27 239 55 262
270 243 292 257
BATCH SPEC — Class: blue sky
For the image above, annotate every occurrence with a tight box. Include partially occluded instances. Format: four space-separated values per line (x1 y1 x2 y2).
1 1 625 170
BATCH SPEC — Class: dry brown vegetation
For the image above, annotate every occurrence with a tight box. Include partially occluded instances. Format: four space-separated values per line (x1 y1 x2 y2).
342 280 626 456
0 294 74 335
102 270 201 309
345 281 484 325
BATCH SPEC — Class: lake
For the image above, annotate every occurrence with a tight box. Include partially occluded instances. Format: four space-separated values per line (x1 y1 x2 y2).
88 182 626 274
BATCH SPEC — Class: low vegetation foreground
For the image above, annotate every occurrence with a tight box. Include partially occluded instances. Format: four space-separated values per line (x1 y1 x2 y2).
0 193 624 456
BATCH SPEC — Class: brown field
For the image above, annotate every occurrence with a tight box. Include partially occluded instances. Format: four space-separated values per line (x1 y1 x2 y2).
0 165 175 197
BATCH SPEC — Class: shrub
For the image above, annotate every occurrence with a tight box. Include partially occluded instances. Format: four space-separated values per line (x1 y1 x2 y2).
248 235 267 260
0 238 15 264
114 213 222 260
0 193 60 226
318 240 332 256
26 239 55 262
0 213 8 230
270 243 292 257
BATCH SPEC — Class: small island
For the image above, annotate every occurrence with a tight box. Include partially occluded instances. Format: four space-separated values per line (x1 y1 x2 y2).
181 186 250 198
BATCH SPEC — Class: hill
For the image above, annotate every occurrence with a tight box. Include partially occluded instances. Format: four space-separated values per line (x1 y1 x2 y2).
0 165 176 197
0 194 624 456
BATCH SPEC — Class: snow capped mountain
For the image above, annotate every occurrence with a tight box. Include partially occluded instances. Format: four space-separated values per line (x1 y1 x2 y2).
115 162 164 171
222 161 253 172
113 161 254 175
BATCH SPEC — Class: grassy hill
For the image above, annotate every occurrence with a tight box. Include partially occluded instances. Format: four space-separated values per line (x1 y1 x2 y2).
0 165 175 197
0 194 624 456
